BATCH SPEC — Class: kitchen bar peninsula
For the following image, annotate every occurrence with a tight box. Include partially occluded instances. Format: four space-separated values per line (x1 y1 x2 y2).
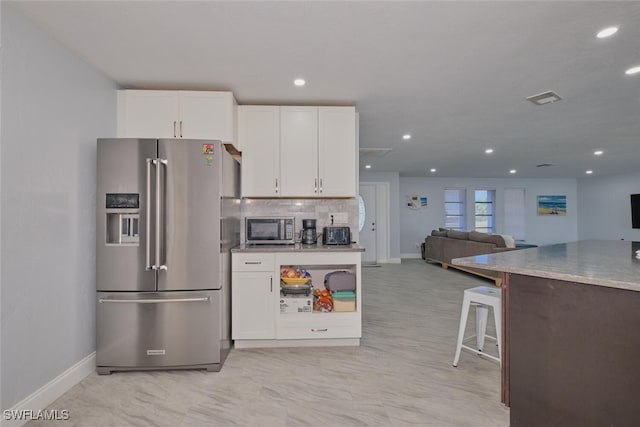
230 244 364 349
453 240 640 427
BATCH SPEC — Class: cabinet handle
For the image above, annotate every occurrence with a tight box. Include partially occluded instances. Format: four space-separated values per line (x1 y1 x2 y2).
244 261 262 265
275 178 279 194
270 276 273 292
319 178 323 193
179 121 183 138
173 121 177 138
311 328 328 332
314 179 318 194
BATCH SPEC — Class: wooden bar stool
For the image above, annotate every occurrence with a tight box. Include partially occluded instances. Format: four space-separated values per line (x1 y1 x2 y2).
453 285 502 367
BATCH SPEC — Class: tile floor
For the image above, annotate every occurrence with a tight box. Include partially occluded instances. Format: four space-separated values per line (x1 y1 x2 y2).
28 259 509 426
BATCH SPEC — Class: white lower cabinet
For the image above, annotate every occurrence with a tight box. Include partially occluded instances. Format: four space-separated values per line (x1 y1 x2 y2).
231 251 362 348
231 254 276 340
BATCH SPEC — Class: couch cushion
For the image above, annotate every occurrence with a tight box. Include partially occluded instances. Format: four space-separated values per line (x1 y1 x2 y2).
439 227 449 232
447 230 469 240
468 231 491 243
487 234 506 247
468 231 506 247
431 229 448 237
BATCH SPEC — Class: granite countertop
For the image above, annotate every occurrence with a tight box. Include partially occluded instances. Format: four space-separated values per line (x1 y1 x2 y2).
232 243 364 253
452 240 640 292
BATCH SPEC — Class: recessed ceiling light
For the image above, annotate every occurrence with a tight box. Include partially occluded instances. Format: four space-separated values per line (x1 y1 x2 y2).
586 170 594 174
294 78 306 86
365 164 371 169
485 148 494 154
596 26 618 38
430 168 436 173
402 134 412 140
625 66 640 75
509 169 517 174
594 150 603 155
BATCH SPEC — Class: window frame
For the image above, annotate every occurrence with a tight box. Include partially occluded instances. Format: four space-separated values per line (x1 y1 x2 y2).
474 189 496 233
444 188 467 231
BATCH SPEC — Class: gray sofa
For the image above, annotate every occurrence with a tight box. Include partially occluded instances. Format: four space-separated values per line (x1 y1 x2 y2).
423 229 518 286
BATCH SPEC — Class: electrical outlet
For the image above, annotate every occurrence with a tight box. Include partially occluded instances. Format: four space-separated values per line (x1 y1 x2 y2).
328 212 349 224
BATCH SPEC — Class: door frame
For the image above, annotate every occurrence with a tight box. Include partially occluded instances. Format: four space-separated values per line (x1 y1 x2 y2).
359 182 390 263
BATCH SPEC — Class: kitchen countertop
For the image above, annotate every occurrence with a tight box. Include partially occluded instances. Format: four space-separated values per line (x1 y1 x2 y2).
452 240 640 292
232 243 364 253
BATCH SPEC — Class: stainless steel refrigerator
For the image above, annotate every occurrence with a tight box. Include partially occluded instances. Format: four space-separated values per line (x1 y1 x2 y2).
96 138 239 374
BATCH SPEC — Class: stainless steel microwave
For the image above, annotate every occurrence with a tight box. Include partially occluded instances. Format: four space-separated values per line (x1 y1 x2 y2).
245 217 295 244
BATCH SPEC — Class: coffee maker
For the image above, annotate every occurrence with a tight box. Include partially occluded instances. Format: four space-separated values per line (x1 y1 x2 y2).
300 219 317 245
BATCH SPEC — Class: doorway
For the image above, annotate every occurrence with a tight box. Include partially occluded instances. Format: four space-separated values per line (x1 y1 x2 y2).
359 182 389 264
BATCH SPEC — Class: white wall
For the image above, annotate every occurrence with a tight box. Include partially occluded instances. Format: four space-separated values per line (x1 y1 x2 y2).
1 6 117 409
577 172 640 241
359 171 401 261
399 177 578 256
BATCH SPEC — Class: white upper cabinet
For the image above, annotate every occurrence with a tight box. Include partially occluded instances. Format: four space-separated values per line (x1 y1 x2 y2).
117 90 237 142
117 91 178 138
238 106 280 197
239 105 356 198
318 107 356 197
280 106 319 197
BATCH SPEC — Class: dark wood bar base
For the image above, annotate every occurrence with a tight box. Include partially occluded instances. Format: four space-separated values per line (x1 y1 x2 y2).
506 273 640 427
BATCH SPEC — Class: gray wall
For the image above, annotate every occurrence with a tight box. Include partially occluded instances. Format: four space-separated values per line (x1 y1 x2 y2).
359 171 401 261
399 177 579 255
577 172 640 241
1 6 117 408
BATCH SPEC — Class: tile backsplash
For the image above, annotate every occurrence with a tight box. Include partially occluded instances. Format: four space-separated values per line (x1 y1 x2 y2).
240 198 359 244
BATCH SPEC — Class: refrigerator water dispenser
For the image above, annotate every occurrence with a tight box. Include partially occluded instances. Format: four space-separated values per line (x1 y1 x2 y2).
105 193 140 245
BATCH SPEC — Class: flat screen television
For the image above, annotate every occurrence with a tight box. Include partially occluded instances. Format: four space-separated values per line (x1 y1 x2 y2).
631 194 640 229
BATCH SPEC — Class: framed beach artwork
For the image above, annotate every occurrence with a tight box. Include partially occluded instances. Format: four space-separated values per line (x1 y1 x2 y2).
537 195 567 216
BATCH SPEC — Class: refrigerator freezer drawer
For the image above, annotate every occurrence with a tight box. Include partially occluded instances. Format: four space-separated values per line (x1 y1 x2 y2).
97 290 221 370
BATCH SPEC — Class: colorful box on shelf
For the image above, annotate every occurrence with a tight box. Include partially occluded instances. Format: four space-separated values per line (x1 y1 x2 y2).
331 291 356 312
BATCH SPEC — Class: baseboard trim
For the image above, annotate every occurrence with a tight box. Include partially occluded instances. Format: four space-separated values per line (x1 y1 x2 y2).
388 257 402 264
400 253 421 259
2 352 95 427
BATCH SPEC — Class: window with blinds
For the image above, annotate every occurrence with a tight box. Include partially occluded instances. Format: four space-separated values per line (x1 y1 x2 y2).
445 189 466 230
474 189 496 233
504 188 526 240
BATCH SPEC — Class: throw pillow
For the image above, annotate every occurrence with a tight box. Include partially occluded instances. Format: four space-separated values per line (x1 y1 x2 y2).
431 230 448 237
501 234 516 248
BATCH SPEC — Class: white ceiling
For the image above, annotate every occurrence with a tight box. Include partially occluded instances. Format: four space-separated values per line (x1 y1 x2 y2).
9 1 640 178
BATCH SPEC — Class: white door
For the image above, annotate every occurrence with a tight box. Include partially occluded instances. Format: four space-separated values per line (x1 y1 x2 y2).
117 90 178 138
359 183 377 263
280 106 318 197
178 91 235 141
231 272 275 340
239 106 280 197
318 107 356 197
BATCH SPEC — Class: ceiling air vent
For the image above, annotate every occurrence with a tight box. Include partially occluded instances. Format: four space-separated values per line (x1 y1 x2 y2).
536 163 553 168
359 148 393 158
526 91 562 106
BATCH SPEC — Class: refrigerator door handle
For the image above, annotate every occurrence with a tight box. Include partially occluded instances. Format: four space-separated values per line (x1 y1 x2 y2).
157 159 169 271
145 158 154 271
99 297 210 304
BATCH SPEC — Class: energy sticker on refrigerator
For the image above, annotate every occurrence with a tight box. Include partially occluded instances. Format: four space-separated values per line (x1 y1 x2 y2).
202 144 215 155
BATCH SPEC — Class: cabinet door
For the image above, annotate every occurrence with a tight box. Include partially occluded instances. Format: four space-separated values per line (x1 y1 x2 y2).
178 91 236 141
238 106 280 197
117 90 178 138
318 107 356 197
231 272 275 340
280 106 319 197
